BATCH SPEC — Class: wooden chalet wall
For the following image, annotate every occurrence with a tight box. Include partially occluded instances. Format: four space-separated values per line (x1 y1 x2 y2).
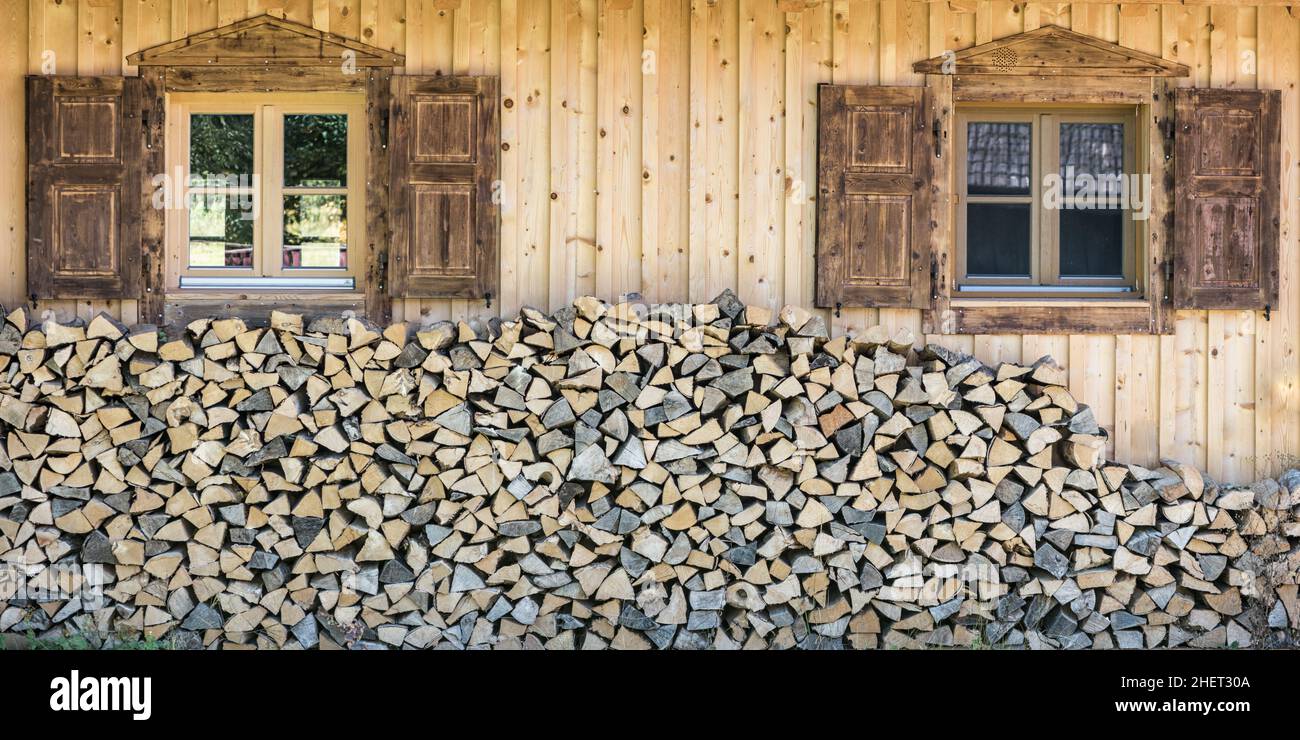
1 0 1298 484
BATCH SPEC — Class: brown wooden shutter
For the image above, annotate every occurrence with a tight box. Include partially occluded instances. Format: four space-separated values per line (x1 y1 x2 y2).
1172 88 1280 310
389 75 499 300
816 85 934 309
27 76 144 300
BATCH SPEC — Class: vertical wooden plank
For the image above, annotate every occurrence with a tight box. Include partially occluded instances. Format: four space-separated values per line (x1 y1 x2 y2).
517 1 550 312
974 335 1022 367
642 0 661 304
595 0 643 304
1258 5 1300 476
332 0 362 40
1 0 28 309
1022 335 1068 372
313 0 330 31
782 5 804 311
687 0 708 302
493 0 518 318
1069 334 1116 459
124 0 141 75
549 0 580 309
171 0 189 41
664 0 689 304
1116 2 1162 468
1208 2 1253 483
704 0 737 301
77 0 94 75
219 0 246 26
359 0 380 48
188 0 219 34
791 0 832 320
737 0 782 311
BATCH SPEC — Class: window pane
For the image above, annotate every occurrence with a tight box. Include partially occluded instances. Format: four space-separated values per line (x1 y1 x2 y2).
1059 122 1124 180
966 203 1031 277
966 122 1031 196
283 195 347 269
284 114 348 188
1060 209 1124 278
188 192 254 267
189 114 253 184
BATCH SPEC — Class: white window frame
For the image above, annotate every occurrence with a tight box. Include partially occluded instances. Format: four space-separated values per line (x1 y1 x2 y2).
165 92 365 292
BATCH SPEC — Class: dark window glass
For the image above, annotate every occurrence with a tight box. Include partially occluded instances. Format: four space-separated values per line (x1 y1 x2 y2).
189 114 253 183
283 194 347 269
1060 209 1124 278
188 192 255 268
966 203 1031 277
284 114 348 188
966 122 1031 196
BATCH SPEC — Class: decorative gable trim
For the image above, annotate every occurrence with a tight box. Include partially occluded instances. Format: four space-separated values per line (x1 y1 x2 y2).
913 25 1188 77
126 14 404 68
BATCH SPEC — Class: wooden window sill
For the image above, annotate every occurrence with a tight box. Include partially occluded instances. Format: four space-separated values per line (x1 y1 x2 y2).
162 291 366 328
927 298 1167 335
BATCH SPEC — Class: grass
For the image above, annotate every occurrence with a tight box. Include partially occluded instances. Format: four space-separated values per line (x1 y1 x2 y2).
2 630 174 651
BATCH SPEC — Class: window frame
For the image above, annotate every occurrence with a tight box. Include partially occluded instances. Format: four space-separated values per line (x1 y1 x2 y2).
955 104 1140 298
165 92 366 292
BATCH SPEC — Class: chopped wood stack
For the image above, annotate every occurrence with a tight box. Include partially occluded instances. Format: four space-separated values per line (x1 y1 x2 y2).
0 293 1297 649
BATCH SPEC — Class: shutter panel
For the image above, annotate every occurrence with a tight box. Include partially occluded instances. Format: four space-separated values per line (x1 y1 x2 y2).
816 85 934 309
389 75 499 300
1172 88 1280 310
27 76 143 300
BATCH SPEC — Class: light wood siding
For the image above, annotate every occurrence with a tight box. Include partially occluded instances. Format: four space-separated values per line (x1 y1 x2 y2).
3 0 1299 484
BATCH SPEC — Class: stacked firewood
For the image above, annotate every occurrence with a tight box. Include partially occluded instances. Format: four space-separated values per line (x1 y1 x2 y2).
0 292 1297 649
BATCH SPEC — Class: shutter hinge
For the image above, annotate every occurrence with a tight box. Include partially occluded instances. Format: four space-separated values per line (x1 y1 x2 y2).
834 302 842 319
485 291 493 310
930 257 939 303
376 249 388 293
1265 304 1272 322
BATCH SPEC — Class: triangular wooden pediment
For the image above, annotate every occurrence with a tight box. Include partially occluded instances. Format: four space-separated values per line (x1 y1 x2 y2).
127 14 404 67
913 25 1188 77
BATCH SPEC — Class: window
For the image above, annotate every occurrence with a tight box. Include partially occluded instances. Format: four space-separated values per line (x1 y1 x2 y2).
168 93 364 291
956 106 1139 296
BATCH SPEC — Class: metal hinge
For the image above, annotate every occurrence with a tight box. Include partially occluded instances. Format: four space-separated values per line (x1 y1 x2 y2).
1163 259 1174 301
930 257 940 303
376 250 389 293
1264 304 1272 322
485 291 493 310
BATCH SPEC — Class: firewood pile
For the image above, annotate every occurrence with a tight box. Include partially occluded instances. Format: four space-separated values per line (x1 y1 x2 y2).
0 292 1297 649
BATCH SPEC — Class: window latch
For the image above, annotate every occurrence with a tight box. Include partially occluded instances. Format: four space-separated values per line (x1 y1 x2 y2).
932 117 942 158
